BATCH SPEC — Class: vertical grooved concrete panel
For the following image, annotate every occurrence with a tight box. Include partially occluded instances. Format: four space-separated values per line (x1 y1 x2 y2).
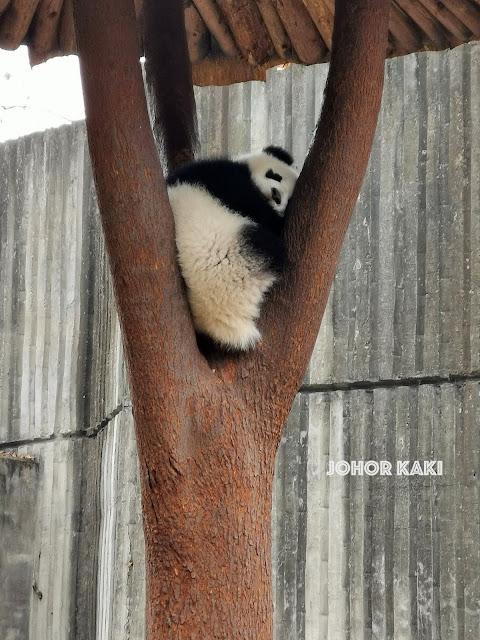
0 456 38 640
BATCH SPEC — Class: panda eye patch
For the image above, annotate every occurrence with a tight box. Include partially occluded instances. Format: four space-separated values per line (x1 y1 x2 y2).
265 169 282 182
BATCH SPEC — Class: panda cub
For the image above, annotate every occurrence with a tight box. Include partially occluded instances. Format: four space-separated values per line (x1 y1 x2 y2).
167 146 297 351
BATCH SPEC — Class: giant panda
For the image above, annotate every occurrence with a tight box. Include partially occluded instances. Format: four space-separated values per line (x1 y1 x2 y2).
166 146 298 351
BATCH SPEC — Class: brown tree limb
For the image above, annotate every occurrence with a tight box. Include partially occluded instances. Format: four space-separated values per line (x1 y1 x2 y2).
72 0 207 462
143 0 199 172
224 0 393 431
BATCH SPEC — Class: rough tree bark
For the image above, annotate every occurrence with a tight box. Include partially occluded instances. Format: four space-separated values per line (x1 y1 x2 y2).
72 0 390 638
143 0 199 171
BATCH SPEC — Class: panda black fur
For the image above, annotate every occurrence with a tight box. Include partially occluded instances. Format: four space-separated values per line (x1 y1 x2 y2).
166 146 298 351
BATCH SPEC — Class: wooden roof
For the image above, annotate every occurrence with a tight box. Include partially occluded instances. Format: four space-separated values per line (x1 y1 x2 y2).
1 0 480 85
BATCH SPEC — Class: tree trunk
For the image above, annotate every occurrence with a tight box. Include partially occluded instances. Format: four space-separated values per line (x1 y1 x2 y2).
72 0 391 637
142 390 279 638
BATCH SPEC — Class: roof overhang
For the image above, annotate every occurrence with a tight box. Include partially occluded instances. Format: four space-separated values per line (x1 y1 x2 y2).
1 0 479 85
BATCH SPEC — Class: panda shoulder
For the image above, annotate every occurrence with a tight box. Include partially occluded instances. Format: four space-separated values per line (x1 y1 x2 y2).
166 157 251 189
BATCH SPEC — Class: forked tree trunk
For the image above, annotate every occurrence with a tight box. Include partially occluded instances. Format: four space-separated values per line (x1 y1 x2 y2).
72 0 391 637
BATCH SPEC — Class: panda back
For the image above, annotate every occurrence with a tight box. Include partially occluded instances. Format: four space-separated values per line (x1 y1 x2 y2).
167 182 278 350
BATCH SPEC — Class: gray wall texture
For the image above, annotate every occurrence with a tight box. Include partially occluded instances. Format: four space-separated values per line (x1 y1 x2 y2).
1 41 480 640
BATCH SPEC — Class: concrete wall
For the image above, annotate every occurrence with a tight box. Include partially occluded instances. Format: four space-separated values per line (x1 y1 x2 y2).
0 454 38 640
1 41 480 639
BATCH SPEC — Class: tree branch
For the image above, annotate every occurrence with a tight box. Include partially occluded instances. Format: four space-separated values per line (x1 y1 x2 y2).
143 0 199 172
241 0 392 426
72 0 207 456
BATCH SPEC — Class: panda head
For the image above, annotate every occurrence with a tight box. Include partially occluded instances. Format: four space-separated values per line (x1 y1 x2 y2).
241 146 298 216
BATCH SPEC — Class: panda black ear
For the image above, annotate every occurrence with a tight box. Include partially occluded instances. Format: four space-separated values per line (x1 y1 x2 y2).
263 145 294 166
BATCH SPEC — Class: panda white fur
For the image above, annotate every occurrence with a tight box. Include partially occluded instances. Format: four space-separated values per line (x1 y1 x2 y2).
166 146 298 351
